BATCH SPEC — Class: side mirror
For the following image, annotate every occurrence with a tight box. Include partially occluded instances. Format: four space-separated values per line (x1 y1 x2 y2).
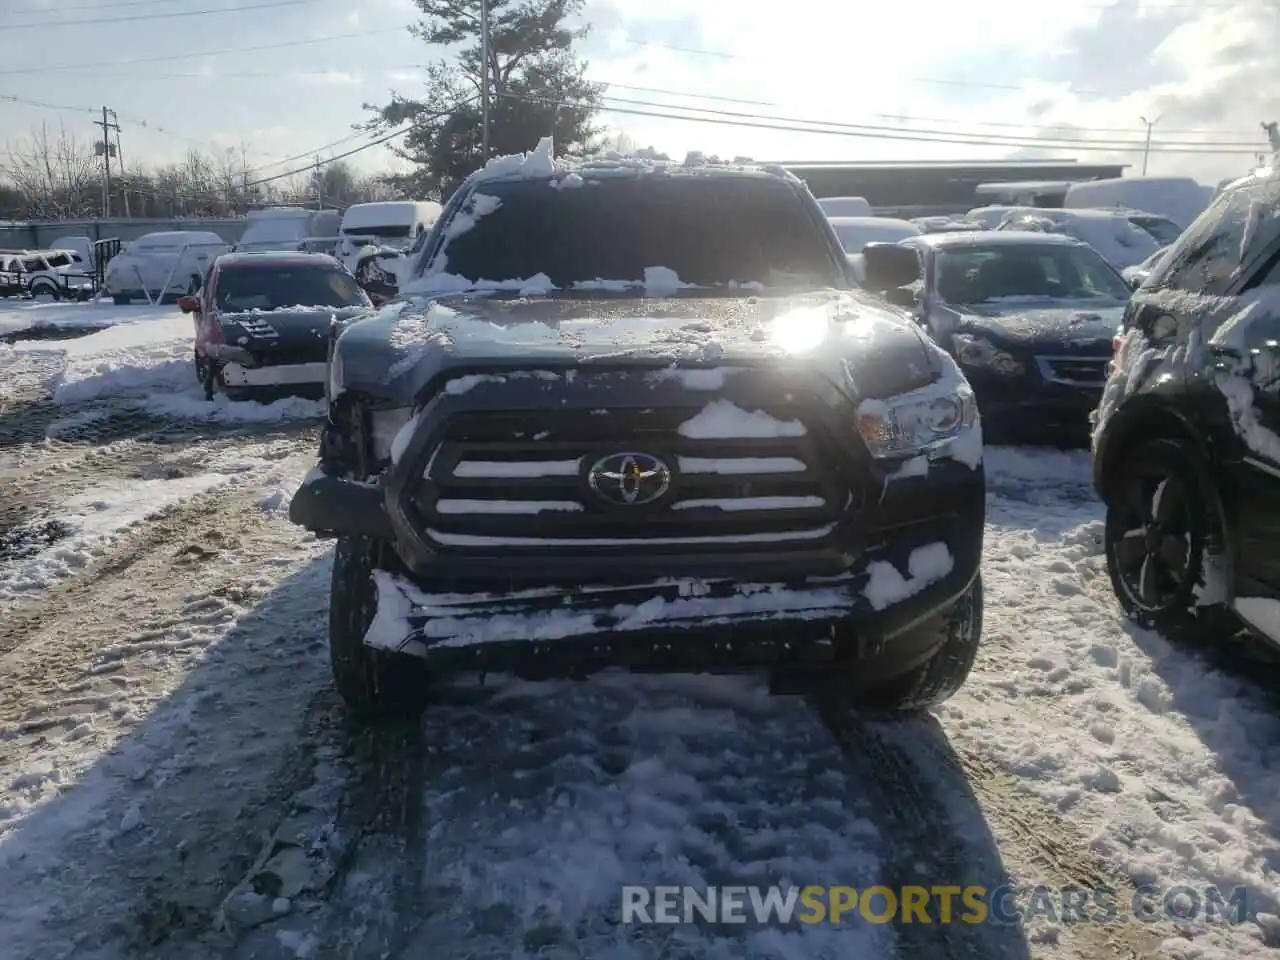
177 295 200 314
862 242 921 292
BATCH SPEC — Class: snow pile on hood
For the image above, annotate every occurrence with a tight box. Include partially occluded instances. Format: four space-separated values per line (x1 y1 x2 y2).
402 266 695 299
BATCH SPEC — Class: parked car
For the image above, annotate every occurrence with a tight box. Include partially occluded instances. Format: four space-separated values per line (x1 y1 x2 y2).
337 200 442 287
995 208 1161 270
48 235 95 273
827 216 924 282
104 230 231 304
288 144 986 719
861 230 1133 443
911 216 985 235
1093 167 1280 649
1124 212 1183 247
233 207 342 254
0 249 94 301
1063 176 1212 232
1121 246 1170 289
816 196 873 218
178 251 373 400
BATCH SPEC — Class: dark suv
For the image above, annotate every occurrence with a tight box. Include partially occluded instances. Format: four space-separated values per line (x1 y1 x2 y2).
1093 168 1280 646
288 147 988 718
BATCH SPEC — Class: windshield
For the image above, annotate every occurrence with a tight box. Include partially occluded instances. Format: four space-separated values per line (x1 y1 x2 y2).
435 177 843 290
342 224 411 239
1129 216 1182 245
936 243 1132 304
241 221 307 244
215 263 369 312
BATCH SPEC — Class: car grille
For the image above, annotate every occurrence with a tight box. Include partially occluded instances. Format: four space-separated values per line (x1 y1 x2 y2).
406 402 854 556
1035 355 1109 387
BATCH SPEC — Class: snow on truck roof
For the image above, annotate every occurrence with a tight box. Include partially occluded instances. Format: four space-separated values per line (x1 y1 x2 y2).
465 136 803 187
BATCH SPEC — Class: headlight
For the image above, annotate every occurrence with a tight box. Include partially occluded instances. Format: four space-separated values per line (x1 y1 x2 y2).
952 333 1025 376
369 407 415 462
853 369 978 459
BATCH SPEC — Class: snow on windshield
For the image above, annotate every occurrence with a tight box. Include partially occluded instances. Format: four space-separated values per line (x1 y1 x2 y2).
936 243 1132 305
416 175 843 292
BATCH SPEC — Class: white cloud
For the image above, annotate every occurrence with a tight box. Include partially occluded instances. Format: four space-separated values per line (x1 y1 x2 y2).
300 70 363 86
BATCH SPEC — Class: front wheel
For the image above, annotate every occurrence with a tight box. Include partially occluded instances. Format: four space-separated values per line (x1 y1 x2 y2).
30 282 61 302
329 536 432 718
859 575 984 714
1103 437 1228 637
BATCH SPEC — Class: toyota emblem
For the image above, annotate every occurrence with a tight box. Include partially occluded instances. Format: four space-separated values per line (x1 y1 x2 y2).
587 452 672 506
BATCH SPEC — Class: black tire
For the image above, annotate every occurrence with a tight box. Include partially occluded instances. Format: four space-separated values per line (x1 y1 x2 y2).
194 350 219 401
329 535 432 718
1103 437 1229 637
31 282 61 302
112 293 131 305
860 575 984 714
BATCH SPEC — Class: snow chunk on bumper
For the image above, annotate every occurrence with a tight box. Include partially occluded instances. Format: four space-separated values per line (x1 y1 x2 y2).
364 572 855 654
863 543 954 611
678 399 806 439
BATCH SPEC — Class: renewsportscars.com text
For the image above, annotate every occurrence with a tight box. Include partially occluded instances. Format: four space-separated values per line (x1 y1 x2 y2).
621 884 1249 926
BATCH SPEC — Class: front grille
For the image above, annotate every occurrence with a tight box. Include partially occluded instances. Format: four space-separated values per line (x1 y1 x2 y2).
407 401 854 555
1035 355 1109 387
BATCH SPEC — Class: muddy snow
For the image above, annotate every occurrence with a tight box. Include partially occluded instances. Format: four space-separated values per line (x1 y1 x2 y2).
0 304 1278 960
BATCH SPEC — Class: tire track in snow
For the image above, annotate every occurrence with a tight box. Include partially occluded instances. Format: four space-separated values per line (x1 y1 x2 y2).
229 675 905 960
0 466 335 959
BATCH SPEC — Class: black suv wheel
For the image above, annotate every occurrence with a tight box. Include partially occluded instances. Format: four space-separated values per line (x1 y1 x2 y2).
1103 437 1226 635
329 535 432 717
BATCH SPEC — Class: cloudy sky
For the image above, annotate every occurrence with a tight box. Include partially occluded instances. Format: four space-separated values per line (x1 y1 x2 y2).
1 0 1276 187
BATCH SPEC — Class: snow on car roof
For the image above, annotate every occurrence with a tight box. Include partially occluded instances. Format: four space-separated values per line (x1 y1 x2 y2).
911 230 1083 248
466 136 802 187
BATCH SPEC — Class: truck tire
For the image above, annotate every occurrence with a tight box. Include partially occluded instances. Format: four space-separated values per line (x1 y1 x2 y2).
31 281 61 301
329 535 431 718
859 575 984 714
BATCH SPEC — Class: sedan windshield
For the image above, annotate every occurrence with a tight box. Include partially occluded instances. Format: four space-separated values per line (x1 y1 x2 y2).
215 263 369 312
436 176 844 290
936 243 1132 304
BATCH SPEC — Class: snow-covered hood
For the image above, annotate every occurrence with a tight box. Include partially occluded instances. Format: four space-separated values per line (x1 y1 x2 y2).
332 290 941 406
957 298 1126 349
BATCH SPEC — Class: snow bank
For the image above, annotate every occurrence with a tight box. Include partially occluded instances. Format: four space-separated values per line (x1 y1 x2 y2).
14 312 324 423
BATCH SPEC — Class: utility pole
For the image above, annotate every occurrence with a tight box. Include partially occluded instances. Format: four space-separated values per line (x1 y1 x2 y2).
480 0 490 162
1140 115 1161 176
315 156 322 210
93 106 120 218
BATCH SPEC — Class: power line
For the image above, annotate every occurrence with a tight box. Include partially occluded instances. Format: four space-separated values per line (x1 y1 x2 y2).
505 91 1265 156
9 0 322 29
582 92 1269 153
873 112 1269 139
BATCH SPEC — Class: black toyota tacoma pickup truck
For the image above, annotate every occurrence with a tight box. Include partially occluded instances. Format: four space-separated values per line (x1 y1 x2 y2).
289 148 987 718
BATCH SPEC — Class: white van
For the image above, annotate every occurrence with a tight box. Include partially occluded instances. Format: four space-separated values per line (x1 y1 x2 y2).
1063 177 1213 230
235 207 342 253
338 200 442 286
339 201 441 254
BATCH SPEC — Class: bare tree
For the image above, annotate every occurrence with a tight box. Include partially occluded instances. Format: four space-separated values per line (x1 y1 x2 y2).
2 123 99 218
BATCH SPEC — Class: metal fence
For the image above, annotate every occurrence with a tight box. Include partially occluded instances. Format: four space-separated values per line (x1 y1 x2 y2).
0 217 249 250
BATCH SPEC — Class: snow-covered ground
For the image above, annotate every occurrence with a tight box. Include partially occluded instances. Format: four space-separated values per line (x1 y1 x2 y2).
1 309 1279 959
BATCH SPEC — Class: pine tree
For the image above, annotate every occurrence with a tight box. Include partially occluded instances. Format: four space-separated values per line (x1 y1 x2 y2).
363 0 603 198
